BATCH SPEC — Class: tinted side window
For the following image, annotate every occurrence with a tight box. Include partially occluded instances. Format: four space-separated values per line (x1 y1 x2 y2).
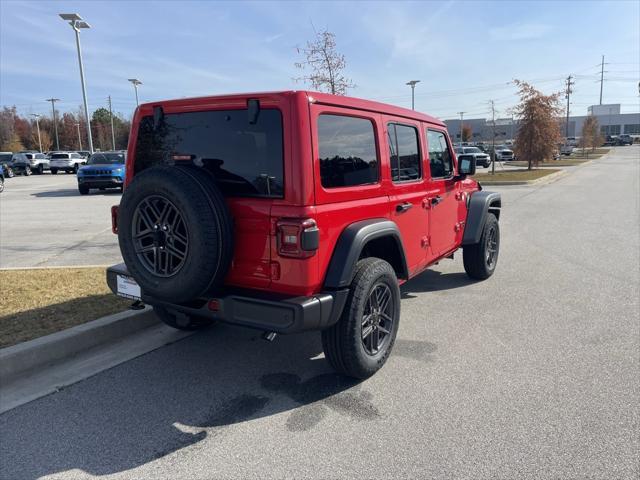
135 109 284 198
387 123 421 182
427 130 453 178
318 114 379 188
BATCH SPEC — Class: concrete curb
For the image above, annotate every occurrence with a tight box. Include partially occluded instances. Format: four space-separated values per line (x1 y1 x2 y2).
477 169 568 186
0 307 156 385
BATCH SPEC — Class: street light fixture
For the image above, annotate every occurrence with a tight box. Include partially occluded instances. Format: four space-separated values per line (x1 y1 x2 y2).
406 80 420 110
128 79 142 106
59 13 94 154
31 114 43 152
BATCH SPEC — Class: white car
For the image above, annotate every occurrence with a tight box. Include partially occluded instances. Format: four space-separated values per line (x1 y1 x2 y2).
494 145 514 161
49 151 86 174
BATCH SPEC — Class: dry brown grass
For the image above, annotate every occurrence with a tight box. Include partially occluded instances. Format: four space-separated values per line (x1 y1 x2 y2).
0 267 130 348
472 168 561 182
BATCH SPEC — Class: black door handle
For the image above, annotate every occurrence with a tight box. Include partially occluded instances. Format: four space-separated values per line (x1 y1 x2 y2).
431 196 443 206
396 202 413 213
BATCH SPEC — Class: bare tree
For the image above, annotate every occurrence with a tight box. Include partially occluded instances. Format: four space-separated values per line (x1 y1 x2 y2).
580 115 602 156
512 80 563 170
295 29 354 95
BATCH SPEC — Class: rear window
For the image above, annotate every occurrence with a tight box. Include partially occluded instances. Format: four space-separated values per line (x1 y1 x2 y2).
134 108 284 198
318 114 379 188
51 153 70 159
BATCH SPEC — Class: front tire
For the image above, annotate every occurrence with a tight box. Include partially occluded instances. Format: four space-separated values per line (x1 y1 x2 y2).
37 164 44 175
50 168 58 175
24 166 32 176
322 257 400 379
463 213 500 280
153 305 213 331
78 185 90 195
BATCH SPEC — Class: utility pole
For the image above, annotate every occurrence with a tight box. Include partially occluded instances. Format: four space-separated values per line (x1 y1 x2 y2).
31 114 43 152
74 123 82 150
598 55 608 105
46 98 60 150
108 95 116 150
565 75 574 139
489 100 497 175
457 111 465 145
406 80 420 110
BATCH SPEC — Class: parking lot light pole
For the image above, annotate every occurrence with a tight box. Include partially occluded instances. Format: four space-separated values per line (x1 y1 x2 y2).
458 111 465 145
46 98 60 150
128 79 142 107
59 13 94 154
31 114 43 152
406 80 420 110
74 122 83 150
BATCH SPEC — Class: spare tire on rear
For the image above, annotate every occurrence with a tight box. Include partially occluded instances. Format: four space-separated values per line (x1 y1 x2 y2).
118 165 233 303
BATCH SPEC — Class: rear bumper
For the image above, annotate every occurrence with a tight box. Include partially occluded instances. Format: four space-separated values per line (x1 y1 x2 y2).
106 263 348 334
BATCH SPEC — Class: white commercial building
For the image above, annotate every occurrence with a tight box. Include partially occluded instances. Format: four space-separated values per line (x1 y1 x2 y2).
445 104 640 141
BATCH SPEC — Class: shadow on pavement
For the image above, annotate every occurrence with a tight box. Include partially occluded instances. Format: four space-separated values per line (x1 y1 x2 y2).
401 268 476 297
2 323 421 479
31 188 121 198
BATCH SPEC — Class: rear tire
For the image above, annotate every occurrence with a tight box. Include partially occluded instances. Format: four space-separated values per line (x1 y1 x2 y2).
322 257 400 379
463 213 500 280
50 168 58 175
24 166 32 176
37 164 44 175
153 305 213 331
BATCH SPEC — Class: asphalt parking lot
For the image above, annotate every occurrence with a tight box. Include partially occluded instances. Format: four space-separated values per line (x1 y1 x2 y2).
0 146 638 479
0 173 122 268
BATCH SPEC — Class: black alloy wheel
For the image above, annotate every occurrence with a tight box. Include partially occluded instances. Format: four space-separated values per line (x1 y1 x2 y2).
361 283 394 356
132 195 189 278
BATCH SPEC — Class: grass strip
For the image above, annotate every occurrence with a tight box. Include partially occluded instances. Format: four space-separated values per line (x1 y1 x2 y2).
0 267 130 348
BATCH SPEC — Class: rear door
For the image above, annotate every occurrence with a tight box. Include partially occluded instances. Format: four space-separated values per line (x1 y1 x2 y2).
384 118 430 274
425 129 461 260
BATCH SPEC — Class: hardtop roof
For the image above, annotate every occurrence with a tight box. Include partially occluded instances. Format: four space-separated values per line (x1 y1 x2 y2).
138 90 446 127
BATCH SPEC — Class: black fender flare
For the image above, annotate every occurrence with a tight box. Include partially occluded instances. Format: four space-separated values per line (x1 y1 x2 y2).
462 191 501 245
324 219 409 289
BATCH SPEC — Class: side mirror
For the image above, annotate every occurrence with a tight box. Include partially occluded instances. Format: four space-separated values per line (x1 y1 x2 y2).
458 154 476 176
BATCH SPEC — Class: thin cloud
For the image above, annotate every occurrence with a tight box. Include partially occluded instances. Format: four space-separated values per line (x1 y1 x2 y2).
489 23 552 41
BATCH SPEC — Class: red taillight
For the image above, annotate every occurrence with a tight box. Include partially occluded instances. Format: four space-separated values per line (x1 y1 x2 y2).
111 205 119 234
276 218 319 258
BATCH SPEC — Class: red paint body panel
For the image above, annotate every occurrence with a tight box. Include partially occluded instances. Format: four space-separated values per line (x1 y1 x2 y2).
124 90 479 297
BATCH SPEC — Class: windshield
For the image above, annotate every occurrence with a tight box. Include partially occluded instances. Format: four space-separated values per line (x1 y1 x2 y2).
464 147 481 153
51 153 69 159
88 152 125 165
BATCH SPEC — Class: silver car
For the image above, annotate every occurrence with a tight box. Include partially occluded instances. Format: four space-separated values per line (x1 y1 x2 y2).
49 151 86 174
454 146 491 168
12 152 50 175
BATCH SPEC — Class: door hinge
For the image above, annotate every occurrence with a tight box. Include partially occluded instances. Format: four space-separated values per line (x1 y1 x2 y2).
454 222 465 232
421 236 430 247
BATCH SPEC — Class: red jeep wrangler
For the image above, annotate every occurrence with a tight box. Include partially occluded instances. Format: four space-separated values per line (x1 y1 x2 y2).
107 91 501 378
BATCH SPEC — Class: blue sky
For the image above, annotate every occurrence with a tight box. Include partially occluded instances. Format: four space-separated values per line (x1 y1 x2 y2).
1 0 638 121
